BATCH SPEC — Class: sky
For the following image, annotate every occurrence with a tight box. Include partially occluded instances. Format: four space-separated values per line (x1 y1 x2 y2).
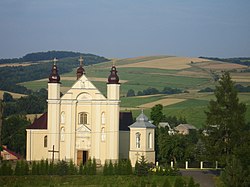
0 0 249 59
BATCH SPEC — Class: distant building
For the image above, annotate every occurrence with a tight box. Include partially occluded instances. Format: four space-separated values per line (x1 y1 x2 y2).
174 124 197 135
159 122 175 135
1 146 21 161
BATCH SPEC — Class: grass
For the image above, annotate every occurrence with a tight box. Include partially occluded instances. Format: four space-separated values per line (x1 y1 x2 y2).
121 95 165 108
0 175 185 187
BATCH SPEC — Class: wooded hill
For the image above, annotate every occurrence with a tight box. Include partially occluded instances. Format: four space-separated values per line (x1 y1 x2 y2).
0 51 110 94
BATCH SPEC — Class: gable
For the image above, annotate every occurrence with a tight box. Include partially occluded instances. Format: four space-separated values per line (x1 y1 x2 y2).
61 74 106 100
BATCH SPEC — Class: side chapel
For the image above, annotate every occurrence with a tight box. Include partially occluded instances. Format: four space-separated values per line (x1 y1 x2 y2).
26 57 155 166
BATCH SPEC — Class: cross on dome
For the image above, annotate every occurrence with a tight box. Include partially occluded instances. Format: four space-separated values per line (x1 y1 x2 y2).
53 58 58 65
79 56 84 66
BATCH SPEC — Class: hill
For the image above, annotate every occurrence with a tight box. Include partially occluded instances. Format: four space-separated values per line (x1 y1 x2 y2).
0 51 110 94
19 55 250 128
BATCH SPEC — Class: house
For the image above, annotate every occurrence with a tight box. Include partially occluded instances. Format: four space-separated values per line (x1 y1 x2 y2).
1 146 21 161
174 124 197 135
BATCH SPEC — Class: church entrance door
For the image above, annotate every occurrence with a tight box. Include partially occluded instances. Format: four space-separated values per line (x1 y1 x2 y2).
77 150 88 165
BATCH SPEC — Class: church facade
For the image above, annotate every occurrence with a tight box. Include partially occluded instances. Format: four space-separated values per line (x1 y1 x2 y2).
26 58 155 166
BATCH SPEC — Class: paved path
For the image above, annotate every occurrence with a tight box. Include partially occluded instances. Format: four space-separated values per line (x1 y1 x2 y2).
180 170 220 187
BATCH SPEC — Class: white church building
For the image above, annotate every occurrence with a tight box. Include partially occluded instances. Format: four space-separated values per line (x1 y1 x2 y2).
26 58 155 166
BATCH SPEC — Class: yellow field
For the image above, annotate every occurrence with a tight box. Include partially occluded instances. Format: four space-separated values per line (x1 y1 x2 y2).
202 63 247 70
138 98 186 108
0 63 33 67
118 57 210 70
0 90 26 99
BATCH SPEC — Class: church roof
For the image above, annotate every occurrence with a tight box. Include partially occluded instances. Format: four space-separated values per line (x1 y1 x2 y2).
27 113 47 129
119 112 133 131
129 111 155 129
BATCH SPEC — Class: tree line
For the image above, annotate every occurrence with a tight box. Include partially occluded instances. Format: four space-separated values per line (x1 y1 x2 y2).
198 84 250 93
0 51 109 64
127 87 185 97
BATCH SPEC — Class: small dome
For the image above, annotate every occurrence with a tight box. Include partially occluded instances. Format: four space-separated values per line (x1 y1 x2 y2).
76 56 85 80
108 65 119 84
76 66 85 79
48 63 60 83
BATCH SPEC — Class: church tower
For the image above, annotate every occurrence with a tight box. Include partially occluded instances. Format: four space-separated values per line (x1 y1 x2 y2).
129 111 156 166
47 58 61 161
106 64 120 161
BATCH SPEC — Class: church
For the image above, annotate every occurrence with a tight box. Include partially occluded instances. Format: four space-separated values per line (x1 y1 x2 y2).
26 57 155 166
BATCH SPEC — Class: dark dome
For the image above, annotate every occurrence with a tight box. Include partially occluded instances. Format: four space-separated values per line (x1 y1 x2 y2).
76 66 85 79
48 64 60 83
108 65 119 84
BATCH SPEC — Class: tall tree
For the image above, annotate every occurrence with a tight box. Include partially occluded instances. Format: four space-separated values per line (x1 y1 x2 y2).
203 72 247 164
150 104 164 126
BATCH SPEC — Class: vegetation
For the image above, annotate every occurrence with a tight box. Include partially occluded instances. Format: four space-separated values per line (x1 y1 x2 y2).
203 72 250 186
199 56 250 66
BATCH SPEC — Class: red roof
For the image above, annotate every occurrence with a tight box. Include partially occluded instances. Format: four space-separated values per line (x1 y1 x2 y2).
27 113 47 129
2 146 21 160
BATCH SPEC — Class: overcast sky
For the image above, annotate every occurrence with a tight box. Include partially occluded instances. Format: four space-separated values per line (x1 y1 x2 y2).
0 0 249 59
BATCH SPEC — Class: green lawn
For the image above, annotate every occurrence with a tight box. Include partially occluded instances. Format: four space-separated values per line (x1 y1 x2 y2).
0 175 186 187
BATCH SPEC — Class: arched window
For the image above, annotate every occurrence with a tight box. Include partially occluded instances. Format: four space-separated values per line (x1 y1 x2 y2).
101 127 105 142
61 127 65 142
148 133 152 149
101 112 105 125
44 135 47 148
61 112 65 124
79 112 88 125
136 132 141 148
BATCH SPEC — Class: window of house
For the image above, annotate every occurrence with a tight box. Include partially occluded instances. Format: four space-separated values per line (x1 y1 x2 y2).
61 127 65 142
79 112 88 125
148 133 152 149
136 132 141 148
101 127 105 142
61 112 65 124
101 112 105 125
44 135 48 148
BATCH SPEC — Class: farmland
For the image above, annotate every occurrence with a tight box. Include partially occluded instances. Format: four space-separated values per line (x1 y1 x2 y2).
18 56 250 128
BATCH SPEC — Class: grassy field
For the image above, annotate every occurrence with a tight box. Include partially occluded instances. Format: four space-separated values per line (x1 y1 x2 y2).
18 55 250 128
0 175 186 187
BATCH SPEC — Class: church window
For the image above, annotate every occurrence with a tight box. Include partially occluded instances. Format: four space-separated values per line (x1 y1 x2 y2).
148 133 152 149
101 112 105 125
44 136 47 148
79 112 88 125
101 127 106 142
61 127 65 142
61 112 65 124
136 132 141 148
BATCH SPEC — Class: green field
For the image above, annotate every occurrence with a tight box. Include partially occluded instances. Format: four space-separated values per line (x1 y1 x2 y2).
19 56 250 128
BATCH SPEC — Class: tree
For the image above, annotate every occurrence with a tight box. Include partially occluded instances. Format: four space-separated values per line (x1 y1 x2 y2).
3 92 13 102
221 156 249 187
150 104 164 126
204 72 247 164
126 89 135 97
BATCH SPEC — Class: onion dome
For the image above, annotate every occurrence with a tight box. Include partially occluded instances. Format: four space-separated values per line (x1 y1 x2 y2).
76 56 85 80
108 65 119 84
48 58 61 83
